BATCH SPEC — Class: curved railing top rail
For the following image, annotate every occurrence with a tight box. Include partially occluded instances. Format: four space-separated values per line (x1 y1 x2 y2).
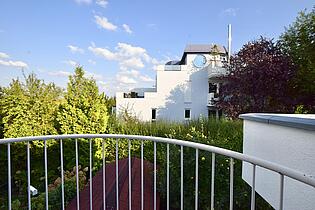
1 134 315 188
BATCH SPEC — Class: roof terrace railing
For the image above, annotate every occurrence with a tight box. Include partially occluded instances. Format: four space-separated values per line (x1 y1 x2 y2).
1 134 315 210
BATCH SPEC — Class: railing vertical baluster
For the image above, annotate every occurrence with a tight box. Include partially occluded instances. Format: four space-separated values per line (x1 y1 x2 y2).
180 145 183 210
128 139 132 210
44 140 48 210
229 158 234 210
141 140 144 210
166 143 169 210
251 164 256 210
60 139 65 210
279 174 284 210
195 149 199 210
27 142 31 210
211 153 215 210
102 139 106 210
154 141 157 210
7 143 11 210
75 139 80 210
116 138 119 210
89 139 93 210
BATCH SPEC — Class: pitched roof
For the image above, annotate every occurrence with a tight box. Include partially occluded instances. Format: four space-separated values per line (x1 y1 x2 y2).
66 157 160 210
176 44 227 64
184 44 227 54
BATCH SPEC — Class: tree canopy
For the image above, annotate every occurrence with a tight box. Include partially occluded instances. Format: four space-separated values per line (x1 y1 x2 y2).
56 67 109 134
0 74 62 138
279 7 315 110
218 37 297 118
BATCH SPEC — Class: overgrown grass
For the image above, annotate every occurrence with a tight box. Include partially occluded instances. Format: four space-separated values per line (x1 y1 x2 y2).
0 117 272 210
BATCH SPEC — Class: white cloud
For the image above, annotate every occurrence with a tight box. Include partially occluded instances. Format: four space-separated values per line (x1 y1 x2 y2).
139 75 154 82
85 71 103 80
89 42 158 94
116 43 149 60
0 52 9 59
117 75 137 84
120 57 144 69
88 42 150 70
221 8 239 17
0 59 28 68
88 46 117 60
94 15 117 31
48 70 71 77
122 24 133 34
74 0 92 5
88 59 96 65
96 0 108 8
67 45 84 54
64 60 78 67
125 69 140 77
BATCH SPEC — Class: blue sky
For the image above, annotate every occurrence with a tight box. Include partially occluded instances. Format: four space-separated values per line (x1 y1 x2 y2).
0 0 314 96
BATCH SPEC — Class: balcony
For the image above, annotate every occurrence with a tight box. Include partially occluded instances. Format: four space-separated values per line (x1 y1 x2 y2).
164 65 181 71
207 92 219 106
207 66 227 78
1 130 314 210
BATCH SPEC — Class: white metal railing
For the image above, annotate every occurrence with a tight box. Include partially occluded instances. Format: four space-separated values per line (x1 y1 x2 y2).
207 66 227 78
1 134 315 210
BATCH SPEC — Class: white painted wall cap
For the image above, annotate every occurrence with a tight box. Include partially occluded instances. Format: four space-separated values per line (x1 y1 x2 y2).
239 113 315 131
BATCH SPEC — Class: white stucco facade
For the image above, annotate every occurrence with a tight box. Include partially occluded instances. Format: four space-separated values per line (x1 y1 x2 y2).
116 44 227 122
241 114 315 210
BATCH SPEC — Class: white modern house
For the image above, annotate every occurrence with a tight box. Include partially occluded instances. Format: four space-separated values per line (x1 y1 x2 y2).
116 26 232 122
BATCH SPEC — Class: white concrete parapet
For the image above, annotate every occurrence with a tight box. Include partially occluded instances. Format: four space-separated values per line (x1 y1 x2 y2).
240 113 315 210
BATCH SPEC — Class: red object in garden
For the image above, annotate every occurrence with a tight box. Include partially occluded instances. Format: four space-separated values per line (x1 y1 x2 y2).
66 157 160 210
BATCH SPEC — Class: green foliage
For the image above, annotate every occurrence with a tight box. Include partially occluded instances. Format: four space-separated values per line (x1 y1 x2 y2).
0 68 273 209
56 67 109 168
0 74 63 203
0 68 113 209
109 118 272 210
294 105 309 114
279 7 315 111
57 67 108 135
1 74 62 138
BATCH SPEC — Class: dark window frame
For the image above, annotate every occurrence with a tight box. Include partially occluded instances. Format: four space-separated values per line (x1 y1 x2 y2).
184 109 191 119
152 108 156 121
209 83 217 93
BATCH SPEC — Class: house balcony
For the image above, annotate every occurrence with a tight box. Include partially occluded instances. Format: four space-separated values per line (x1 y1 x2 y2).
156 65 186 71
207 92 219 106
1 115 315 210
207 66 227 78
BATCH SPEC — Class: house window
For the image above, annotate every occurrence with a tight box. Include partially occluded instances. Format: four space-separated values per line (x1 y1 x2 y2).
208 109 223 119
209 83 217 93
185 109 191 120
152 109 156 121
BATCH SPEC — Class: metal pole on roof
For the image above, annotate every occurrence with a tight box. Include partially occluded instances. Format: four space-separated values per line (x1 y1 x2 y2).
228 24 232 64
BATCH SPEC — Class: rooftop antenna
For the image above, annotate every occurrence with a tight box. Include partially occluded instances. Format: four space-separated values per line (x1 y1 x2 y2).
228 24 232 64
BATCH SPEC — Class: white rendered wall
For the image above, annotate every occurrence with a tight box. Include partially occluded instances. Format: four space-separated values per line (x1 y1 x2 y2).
242 115 315 210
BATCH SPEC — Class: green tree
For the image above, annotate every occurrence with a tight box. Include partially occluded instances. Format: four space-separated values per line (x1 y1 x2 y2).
0 73 62 201
56 67 109 167
279 7 315 111
57 66 109 134
1 75 62 138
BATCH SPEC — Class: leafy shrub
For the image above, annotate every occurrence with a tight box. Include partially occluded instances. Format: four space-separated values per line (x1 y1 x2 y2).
109 118 272 210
